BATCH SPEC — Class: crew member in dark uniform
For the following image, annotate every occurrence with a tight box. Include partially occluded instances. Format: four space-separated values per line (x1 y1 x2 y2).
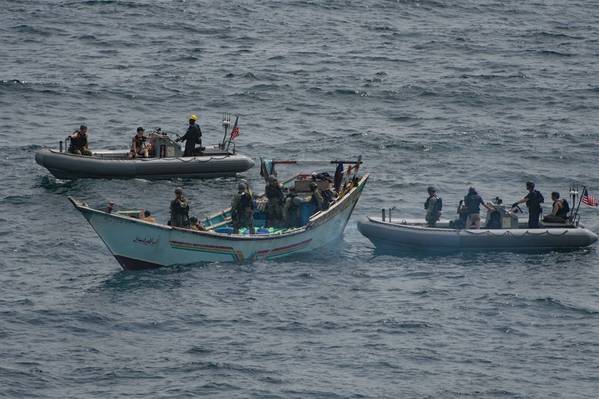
283 187 303 228
265 176 285 227
231 182 254 233
513 181 544 228
169 187 190 228
309 182 325 214
424 186 442 227
68 125 92 156
176 114 202 157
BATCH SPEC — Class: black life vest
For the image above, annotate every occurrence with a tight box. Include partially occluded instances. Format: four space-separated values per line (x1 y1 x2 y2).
556 199 570 218
526 190 544 212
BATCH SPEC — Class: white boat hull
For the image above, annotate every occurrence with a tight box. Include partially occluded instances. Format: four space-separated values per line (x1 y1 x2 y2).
357 216 598 253
70 175 367 269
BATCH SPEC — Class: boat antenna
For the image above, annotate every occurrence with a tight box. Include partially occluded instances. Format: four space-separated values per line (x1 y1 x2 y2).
570 184 585 225
221 113 231 149
568 184 578 223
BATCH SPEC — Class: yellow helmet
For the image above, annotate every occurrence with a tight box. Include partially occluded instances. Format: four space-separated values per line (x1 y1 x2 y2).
189 114 198 121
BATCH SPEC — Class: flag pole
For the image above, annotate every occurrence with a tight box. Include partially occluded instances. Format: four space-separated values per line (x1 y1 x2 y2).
221 113 231 149
225 115 239 152
571 185 586 225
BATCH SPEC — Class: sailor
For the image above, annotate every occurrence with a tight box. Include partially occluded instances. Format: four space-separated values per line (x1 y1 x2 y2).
309 182 325 213
463 187 493 229
231 182 254 233
68 125 92 156
265 175 285 227
424 186 442 227
512 181 544 228
169 187 190 228
543 192 570 223
283 187 303 228
129 127 148 158
176 114 202 157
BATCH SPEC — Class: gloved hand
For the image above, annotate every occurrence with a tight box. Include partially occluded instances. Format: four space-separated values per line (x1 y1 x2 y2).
511 202 519 209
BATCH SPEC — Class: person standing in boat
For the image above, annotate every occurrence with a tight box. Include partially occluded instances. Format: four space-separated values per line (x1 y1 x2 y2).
424 186 442 227
265 175 285 227
68 125 92 156
176 114 202 157
512 181 544 228
170 187 190 228
309 182 326 213
129 127 148 158
283 187 303 228
463 187 493 229
231 182 254 233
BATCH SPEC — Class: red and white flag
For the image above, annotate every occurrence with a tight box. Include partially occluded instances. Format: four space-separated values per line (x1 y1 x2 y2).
230 115 240 141
582 188 599 207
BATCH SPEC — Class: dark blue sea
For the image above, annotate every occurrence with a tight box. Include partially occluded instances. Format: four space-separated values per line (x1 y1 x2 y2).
1 0 599 397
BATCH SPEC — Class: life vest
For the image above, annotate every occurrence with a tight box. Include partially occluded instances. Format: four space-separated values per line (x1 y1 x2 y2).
526 190 544 212
556 199 570 218
464 194 482 214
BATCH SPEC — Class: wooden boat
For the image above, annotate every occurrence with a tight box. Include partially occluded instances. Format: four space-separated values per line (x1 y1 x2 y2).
69 160 367 269
35 136 254 179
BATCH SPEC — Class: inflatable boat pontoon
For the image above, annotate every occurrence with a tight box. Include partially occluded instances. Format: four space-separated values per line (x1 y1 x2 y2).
358 216 598 253
35 133 254 179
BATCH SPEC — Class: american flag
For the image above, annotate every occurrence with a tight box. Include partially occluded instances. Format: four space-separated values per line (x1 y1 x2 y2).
230 115 240 140
230 125 240 140
582 188 599 207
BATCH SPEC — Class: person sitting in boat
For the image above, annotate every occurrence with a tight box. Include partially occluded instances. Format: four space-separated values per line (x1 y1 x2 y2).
68 125 92 156
169 187 190 228
265 175 285 227
512 181 544 228
284 187 304 228
543 192 570 223
189 216 205 231
231 182 254 234
176 114 202 157
129 127 148 159
309 182 326 214
463 187 493 229
424 186 442 227
140 210 156 223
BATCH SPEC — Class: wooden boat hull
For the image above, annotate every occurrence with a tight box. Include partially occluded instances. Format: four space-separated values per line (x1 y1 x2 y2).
69 175 368 269
357 216 598 253
35 148 254 179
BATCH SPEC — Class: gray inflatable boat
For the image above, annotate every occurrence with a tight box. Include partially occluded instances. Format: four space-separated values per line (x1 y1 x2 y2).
35 134 254 179
358 216 598 253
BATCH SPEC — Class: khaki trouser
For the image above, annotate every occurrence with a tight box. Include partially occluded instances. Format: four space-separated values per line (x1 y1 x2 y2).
466 213 481 229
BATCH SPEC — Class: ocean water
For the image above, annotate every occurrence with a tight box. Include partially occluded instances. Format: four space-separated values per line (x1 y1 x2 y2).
1 0 599 397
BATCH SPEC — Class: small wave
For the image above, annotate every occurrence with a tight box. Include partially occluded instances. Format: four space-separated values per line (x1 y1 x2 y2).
535 297 599 315
242 72 258 80
537 49 573 57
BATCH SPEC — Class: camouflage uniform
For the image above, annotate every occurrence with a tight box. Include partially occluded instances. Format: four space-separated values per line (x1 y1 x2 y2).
265 179 285 227
170 195 190 227
231 189 254 233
